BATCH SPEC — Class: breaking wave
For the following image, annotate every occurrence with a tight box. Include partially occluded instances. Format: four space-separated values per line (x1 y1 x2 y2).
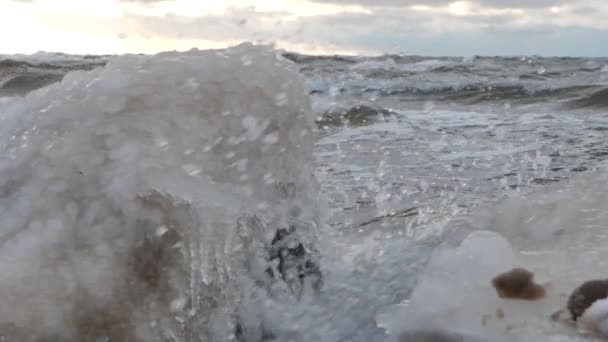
567 87 608 108
0 55 107 96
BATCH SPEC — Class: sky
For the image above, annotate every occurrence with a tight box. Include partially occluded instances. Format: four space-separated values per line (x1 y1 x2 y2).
1 0 608 56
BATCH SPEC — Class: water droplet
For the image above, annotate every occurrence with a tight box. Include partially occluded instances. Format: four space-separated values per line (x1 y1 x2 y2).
170 297 187 312
536 153 551 168
329 86 340 97
257 201 269 210
419 180 429 192
263 132 279 144
264 172 275 184
241 55 252 66
156 225 168 237
537 66 546 75
155 137 169 148
182 164 201 176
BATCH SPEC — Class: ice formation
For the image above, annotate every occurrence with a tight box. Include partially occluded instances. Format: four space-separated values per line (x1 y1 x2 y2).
0 43 321 341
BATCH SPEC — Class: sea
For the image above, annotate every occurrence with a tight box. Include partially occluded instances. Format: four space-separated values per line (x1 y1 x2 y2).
1 44 608 341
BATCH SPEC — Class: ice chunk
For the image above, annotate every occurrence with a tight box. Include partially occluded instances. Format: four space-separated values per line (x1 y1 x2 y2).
0 43 321 341
576 295 608 338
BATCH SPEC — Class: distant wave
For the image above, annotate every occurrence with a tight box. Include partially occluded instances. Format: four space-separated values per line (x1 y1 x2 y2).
282 52 359 64
310 82 601 105
567 87 608 108
0 56 106 96
3 52 608 111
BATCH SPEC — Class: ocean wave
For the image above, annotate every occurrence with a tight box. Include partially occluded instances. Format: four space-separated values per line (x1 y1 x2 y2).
349 58 459 74
0 56 106 96
5 52 608 110
282 52 358 64
0 44 322 341
567 87 608 108
317 82 599 105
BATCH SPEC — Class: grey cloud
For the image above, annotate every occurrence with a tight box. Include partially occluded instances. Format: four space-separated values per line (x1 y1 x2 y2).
310 0 564 9
116 1 608 56
118 5 585 41
121 8 286 42
479 0 563 7
571 6 598 15
309 0 450 5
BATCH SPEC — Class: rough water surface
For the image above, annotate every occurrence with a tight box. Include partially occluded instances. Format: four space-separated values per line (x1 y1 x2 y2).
2 48 608 341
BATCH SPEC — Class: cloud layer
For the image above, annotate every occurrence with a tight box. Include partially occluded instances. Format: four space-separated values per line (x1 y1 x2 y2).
309 0 562 8
110 0 608 55
4 0 608 55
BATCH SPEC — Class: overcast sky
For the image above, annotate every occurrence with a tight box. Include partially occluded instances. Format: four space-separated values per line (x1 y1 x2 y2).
1 0 608 56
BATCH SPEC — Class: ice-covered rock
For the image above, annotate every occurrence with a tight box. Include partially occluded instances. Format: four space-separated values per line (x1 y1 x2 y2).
0 43 321 341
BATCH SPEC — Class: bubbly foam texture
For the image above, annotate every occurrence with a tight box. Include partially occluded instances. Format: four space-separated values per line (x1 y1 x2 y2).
0 44 320 341
380 169 608 341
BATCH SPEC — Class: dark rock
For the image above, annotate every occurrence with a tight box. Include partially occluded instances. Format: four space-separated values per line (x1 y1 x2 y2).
567 279 608 321
267 225 322 296
316 105 396 127
492 268 545 300
399 329 490 342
